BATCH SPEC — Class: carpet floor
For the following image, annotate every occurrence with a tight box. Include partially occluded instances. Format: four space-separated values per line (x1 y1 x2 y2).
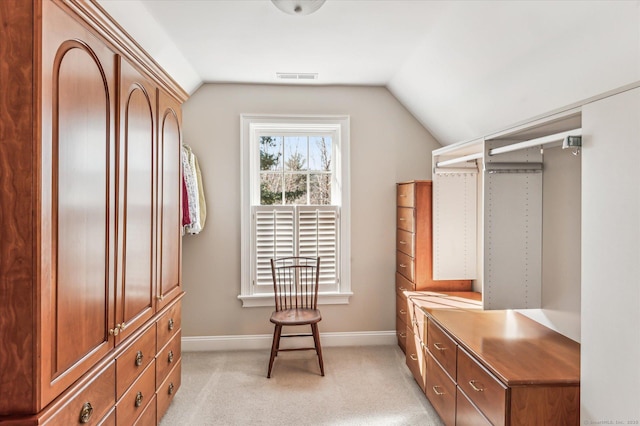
159 345 444 426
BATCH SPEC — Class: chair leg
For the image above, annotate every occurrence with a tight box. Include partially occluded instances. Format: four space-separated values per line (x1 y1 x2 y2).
311 323 324 376
268 325 282 378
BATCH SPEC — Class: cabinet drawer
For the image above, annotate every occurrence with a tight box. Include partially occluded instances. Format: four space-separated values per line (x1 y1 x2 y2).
116 360 156 426
132 395 156 426
457 347 507 426
426 352 456 426
395 272 415 294
396 251 415 282
413 306 427 347
427 319 457 380
97 408 115 426
396 229 415 257
156 359 181 421
43 361 116 426
116 324 156 399
396 315 408 353
397 183 415 208
405 327 426 392
157 300 182 352
397 207 415 232
456 387 492 426
396 293 408 325
156 330 182 386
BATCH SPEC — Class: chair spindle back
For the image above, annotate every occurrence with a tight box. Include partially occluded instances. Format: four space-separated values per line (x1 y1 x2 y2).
270 257 320 311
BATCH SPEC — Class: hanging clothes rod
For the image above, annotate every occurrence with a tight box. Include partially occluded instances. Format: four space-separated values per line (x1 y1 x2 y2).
435 152 483 168
488 128 581 156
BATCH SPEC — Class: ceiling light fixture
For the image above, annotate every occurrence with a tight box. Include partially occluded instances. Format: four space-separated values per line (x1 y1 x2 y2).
271 0 326 16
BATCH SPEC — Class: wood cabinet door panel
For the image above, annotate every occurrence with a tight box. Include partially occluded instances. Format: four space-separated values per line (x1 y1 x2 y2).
41 0 117 405
117 58 157 341
157 91 182 309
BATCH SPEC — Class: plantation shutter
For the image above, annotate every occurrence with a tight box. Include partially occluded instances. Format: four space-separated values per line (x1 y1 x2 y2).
252 205 339 292
298 206 339 288
254 206 295 290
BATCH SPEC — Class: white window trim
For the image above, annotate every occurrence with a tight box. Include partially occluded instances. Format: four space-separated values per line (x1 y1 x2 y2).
239 114 352 307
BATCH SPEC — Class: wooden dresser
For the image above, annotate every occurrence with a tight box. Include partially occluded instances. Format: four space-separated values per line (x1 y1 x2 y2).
0 1 186 424
421 308 580 425
395 181 471 353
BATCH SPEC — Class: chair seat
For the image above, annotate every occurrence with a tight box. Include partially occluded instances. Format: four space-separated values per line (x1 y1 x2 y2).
270 308 322 326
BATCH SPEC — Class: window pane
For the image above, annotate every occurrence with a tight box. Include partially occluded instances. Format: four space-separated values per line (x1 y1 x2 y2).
310 173 331 205
309 136 331 171
284 173 307 205
260 172 283 205
260 136 282 171
284 136 308 171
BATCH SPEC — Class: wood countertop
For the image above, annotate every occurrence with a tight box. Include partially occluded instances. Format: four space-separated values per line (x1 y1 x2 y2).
423 308 580 386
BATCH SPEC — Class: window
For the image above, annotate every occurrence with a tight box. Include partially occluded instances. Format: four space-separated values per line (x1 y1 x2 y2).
240 115 351 307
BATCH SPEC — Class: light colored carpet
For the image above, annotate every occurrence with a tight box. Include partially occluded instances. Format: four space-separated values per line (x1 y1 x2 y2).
160 345 444 426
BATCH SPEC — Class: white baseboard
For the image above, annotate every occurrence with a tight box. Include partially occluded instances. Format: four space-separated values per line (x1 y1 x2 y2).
182 330 397 352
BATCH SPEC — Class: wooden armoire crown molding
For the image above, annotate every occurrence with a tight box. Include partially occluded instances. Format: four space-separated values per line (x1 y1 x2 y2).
55 0 190 103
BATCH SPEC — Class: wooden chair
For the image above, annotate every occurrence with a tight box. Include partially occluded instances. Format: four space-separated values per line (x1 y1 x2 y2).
267 256 325 378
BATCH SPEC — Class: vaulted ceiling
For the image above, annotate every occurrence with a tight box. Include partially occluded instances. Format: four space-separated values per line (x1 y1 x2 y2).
98 0 640 145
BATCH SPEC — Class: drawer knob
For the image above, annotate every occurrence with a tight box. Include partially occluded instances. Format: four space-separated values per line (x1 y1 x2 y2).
433 342 447 351
79 402 93 424
409 354 418 361
135 391 144 407
135 350 144 366
168 350 174 364
432 386 445 396
168 382 175 395
469 380 485 392
168 318 175 331
108 326 120 336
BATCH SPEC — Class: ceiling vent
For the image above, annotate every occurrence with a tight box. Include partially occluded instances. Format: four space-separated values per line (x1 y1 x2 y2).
276 72 318 81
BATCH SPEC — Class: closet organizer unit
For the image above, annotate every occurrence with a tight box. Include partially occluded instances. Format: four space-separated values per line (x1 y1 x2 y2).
0 1 186 424
395 181 471 354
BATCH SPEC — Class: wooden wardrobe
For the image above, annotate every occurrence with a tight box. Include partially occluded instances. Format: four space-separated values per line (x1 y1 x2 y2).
0 1 186 424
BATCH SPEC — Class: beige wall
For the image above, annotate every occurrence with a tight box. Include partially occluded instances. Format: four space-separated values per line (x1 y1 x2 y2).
180 83 441 337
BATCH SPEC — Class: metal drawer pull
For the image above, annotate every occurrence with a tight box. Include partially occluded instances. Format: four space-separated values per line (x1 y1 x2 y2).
135 351 144 366
398 287 407 292
399 309 406 315
168 382 175 395
432 386 445 396
399 264 407 268
399 194 407 197
410 354 418 361
168 318 175 331
79 402 93 423
399 218 406 221
399 240 407 245
433 342 446 351
168 350 174 363
469 380 485 392
399 332 406 338
135 391 144 407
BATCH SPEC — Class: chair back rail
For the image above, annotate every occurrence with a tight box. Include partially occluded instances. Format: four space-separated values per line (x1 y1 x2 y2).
270 257 320 311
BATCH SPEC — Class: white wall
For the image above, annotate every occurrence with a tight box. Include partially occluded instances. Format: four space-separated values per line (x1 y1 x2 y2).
581 87 640 422
180 83 440 340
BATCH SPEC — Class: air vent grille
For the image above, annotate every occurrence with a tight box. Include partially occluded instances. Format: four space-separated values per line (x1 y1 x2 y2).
276 72 318 80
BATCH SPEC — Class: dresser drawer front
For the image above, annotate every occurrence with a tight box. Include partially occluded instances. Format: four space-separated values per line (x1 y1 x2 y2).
456 387 492 426
116 324 156 399
396 251 415 282
413 306 427 347
396 207 415 232
405 327 426 392
156 330 182 386
427 319 457 380
395 272 415 294
426 352 456 426
396 229 415 257
397 183 415 208
457 347 507 426
132 395 156 426
396 293 408 325
116 360 156 426
157 300 182 352
44 362 116 426
156 359 182 420
396 315 408 353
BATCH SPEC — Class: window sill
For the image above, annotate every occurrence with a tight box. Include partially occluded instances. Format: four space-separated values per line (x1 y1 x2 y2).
237 292 353 308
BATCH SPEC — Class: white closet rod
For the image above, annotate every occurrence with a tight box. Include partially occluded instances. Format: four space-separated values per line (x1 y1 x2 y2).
435 152 483 168
488 128 581 156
